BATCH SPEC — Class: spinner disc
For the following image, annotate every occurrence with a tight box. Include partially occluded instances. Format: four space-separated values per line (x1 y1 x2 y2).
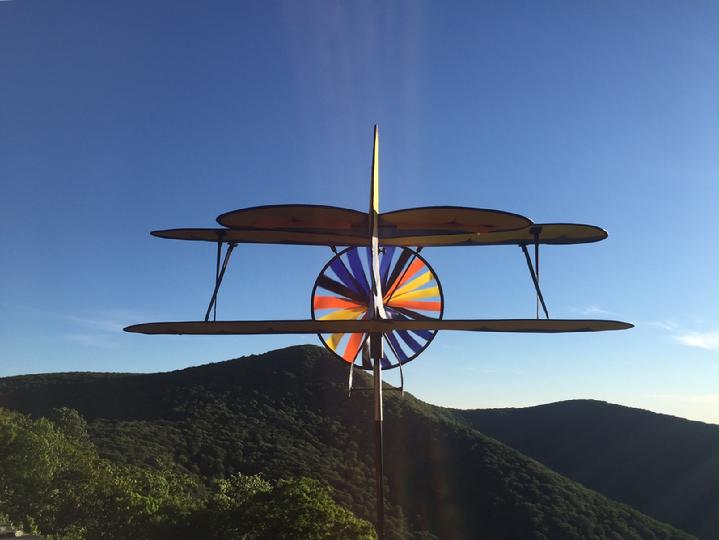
311 246 444 370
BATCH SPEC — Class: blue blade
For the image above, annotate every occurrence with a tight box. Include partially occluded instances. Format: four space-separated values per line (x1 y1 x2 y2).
386 308 434 340
385 330 408 362
396 329 423 354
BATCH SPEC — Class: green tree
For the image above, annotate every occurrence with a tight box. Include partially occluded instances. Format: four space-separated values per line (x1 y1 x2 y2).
249 477 376 539
0 408 201 540
0 408 374 540
0 408 65 533
199 474 376 540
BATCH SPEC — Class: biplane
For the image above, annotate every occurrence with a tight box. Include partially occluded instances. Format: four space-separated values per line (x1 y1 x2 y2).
125 126 632 539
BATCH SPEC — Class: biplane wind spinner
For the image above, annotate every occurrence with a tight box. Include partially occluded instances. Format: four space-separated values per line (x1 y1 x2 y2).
125 126 632 539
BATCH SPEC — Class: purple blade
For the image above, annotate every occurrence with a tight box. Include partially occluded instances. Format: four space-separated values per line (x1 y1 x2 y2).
379 246 396 292
347 248 371 297
330 256 367 299
316 274 365 303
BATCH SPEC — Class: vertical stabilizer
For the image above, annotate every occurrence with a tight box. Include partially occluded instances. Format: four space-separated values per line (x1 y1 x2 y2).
370 125 380 228
368 125 386 320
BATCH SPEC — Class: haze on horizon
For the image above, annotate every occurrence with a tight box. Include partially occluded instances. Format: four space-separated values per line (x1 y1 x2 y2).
0 1 716 423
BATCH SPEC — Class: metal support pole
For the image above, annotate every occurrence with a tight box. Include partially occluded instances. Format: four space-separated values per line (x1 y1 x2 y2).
347 362 354 397
371 332 384 540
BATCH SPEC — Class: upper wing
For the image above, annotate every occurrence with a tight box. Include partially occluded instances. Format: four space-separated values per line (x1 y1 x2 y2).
151 228 370 246
125 319 633 335
380 206 532 234
214 204 534 238
382 223 608 246
151 223 606 247
216 204 368 234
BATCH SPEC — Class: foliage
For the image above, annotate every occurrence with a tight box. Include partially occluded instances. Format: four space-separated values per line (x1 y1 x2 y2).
454 400 718 539
0 407 201 539
0 345 702 539
0 406 374 540
193 474 375 539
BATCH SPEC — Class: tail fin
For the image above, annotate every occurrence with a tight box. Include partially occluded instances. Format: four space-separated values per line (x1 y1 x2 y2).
369 124 379 234
368 125 385 319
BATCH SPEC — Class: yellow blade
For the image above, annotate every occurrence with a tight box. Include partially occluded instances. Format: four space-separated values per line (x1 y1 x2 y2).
389 270 434 299
388 285 440 302
318 307 366 321
325 309 367 349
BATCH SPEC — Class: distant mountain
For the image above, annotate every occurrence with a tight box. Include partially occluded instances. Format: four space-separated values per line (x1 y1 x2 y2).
454 400 718 540
0 345 699 539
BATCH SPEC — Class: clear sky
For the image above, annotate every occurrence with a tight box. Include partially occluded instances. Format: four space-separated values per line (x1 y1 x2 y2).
1 1 716 423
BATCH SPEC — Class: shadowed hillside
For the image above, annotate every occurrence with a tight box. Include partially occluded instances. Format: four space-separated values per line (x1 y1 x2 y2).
0 345 698 540
454 400 718 539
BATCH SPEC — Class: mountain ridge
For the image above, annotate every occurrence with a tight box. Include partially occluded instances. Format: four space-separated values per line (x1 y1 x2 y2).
462 398 717 426
0 345 707 539
454 396 717 539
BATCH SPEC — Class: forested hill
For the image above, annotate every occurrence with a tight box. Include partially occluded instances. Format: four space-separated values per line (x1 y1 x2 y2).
0 345 698 540
454 400 718 540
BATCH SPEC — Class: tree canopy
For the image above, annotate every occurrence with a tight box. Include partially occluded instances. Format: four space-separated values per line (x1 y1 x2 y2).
0 406 374 540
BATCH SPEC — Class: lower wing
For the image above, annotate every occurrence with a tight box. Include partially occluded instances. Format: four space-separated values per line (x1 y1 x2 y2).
125 319 633 335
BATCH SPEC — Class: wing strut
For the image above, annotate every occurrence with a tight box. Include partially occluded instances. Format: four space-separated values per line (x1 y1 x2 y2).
533 226 541 319
204 242 237 322
213 237 222 321
520 237 549 319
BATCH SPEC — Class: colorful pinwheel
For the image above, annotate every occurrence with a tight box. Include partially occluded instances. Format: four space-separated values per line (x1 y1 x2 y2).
311 246 443 369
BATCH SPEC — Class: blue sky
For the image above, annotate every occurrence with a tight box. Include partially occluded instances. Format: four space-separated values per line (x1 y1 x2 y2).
1 1 716 423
